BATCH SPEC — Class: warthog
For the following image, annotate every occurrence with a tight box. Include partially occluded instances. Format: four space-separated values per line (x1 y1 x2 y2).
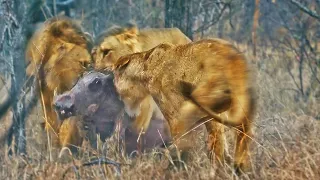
53 71 171 155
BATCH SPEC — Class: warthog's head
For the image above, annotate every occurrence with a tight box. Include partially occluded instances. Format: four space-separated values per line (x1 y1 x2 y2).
53 71 124 140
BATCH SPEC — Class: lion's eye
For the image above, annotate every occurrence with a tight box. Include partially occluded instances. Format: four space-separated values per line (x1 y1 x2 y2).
88 77 102 92
82 62 91 68
102 49 112 57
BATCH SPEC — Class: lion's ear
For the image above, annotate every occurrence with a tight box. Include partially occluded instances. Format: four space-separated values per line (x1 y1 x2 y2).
115 23 139 44
125 25 139 36
121 23 139 41
124 21 139 35
116 32 138 45
112 57 130 71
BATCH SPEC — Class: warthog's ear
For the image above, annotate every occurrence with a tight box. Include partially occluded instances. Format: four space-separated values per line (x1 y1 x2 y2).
112 57 130 71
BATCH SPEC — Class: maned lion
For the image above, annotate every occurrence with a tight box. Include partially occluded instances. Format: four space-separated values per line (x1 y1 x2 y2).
25 16 92 156
91 23 192 135
110 39 256 174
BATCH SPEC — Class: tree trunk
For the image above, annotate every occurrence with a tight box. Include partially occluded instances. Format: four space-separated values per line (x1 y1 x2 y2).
252 0 260 58
0 0 30 156
165 0 193 40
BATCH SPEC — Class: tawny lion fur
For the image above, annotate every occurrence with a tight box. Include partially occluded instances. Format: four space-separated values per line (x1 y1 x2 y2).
111 39 256 173
25 16 92 154
92 24 191 134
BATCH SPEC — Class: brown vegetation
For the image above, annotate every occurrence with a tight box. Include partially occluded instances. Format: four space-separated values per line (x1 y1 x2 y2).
0 41 319 179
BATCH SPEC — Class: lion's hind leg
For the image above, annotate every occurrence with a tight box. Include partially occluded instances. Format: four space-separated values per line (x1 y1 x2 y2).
179 76 232 168
181 78 254 174
166 100 204 169
232 89 255 175
204 121 226 166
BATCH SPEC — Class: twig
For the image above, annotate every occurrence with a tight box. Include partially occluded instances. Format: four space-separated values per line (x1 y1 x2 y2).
157 129 168 149
287 61 302 95
303 41 320 85
288 0 320 21
0 76 12 120
56 0 74 6
193 3 228 33
62 157 126 179
31 42 58 161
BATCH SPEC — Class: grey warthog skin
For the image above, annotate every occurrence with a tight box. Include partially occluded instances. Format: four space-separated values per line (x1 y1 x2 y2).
53 71 171 155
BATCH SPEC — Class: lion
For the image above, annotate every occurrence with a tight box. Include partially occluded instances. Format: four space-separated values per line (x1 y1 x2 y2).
92 22 191 71
110 39 256 174
25 16 92 156
91 23 192 135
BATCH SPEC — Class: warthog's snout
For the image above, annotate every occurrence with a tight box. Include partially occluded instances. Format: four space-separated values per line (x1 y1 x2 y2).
54 93 76 120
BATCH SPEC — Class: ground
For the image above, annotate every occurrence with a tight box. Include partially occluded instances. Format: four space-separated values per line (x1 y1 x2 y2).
0 44 319 180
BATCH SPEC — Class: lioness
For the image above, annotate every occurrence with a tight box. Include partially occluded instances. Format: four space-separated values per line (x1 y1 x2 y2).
92 23 191 71
110 39 256 174
25 16 92 156
91 23 192 136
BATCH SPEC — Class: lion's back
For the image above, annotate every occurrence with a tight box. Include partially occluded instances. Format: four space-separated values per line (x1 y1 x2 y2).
143 38 251 96
138 28 191 50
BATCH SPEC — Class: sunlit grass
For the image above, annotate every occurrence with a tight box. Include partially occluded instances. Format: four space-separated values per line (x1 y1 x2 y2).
0 46 319 179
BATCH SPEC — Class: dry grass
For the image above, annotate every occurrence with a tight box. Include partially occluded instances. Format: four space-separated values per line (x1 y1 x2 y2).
0 45 319 180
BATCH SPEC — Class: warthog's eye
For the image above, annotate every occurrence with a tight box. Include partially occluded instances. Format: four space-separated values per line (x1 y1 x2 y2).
88 77 102 92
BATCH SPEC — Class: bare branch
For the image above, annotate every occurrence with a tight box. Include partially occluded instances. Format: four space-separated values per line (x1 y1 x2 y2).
193 3 228 33
56 0 74 6
288 0 320 21
0 77 13 120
